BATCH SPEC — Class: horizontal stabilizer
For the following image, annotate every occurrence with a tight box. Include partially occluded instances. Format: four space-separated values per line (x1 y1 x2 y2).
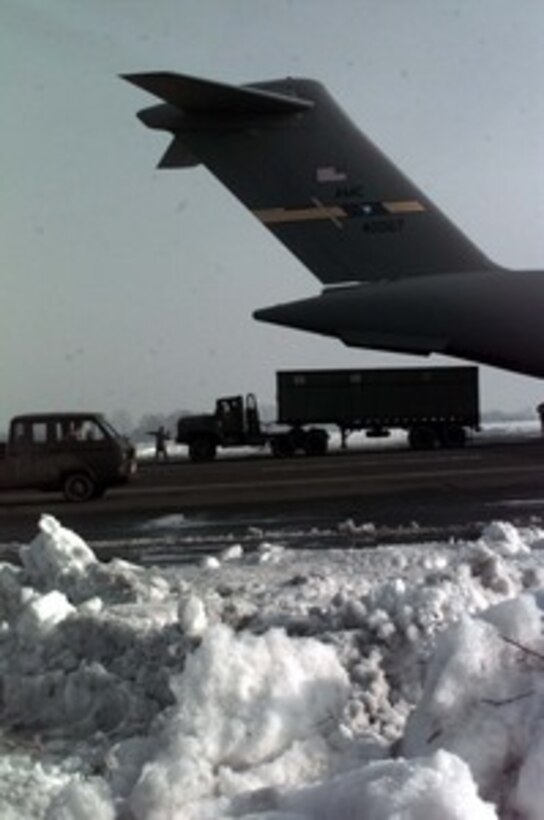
122 72 314 115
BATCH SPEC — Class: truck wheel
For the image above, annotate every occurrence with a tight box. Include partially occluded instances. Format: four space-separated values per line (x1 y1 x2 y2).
408 425 437 451
440 425 467 448
303 429 328 456
270 435 295 458
189 437 217 463
63 472 95 502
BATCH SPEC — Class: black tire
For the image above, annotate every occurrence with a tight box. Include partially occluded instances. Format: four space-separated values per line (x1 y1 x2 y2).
63 472 96 502
270 435 295 458
408 425 437 451
189 436 217 463
439 424 467 448
303 429 328 457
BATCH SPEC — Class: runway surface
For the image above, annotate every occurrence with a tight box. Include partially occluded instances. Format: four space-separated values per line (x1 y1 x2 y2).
1 436 543 563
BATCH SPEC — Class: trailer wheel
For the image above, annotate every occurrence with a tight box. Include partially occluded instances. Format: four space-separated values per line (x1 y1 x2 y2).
440 424 467 448
63 472 96 502
408 425 437 451
189 436 217 463
303 429 328 456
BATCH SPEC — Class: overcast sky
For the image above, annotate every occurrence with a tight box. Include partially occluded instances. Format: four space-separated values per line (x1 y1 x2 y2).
2 0 544 423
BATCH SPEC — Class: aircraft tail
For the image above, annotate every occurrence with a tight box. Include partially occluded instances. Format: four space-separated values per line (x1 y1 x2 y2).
123 71 497 284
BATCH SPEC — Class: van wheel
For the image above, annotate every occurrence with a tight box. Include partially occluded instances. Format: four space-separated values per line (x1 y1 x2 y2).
63 472 95 502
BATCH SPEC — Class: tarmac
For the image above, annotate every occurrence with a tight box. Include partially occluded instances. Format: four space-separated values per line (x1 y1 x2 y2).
1 436 544 556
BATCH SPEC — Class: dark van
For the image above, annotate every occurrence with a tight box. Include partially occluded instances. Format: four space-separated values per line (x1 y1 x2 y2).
0 413 136 501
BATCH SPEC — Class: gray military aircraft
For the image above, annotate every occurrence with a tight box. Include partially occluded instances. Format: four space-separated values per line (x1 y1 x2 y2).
124 71 544 378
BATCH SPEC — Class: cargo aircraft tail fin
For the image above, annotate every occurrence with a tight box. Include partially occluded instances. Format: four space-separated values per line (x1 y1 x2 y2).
123 71 497 285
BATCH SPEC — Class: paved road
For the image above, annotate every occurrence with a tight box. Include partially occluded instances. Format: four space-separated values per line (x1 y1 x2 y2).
1 438 543 554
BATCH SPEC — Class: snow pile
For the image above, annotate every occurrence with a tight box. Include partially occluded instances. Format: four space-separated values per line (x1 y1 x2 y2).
18 514 171 605
126 625 349 818
178 593 208 638
0 516 177 744
45 778 114 820
0 751 74 820
279 749 497 819
403 594 544 816
1 515 544 817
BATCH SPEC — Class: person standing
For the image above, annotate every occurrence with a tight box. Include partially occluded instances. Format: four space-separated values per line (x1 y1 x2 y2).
148 425 170 460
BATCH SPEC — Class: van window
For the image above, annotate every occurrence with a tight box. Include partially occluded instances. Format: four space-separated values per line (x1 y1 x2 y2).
31 422 48 444
56 419 106 443
13 421 28 442
80 420 106 442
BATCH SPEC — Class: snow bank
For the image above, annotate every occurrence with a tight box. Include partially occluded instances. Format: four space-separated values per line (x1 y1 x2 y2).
44 779 114 820
403 593 544 815
1 514 544 817
0 516 177 741
19 514 171 604
127 624 349 818
279 750 498 819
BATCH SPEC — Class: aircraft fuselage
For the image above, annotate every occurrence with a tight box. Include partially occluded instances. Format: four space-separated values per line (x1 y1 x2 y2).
255 269 544 378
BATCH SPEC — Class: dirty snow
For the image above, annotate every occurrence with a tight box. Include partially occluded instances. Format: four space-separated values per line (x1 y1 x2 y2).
1 514 544 817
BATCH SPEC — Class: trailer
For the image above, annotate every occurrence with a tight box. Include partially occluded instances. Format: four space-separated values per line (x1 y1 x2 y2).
176 366 479 461
277 366 480 451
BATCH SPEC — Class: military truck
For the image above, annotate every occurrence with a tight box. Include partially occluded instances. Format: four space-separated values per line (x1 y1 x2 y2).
177 366 479 462
177 392 328 462
0 413 137 501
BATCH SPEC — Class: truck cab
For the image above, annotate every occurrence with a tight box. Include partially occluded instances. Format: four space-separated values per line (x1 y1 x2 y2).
176 392 328 462
177 394 264 462
0 413 136 501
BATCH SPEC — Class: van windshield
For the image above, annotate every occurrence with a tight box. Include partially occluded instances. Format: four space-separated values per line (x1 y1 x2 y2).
99 418 122 439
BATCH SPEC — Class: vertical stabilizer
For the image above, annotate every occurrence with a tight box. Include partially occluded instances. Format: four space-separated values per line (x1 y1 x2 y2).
124 71 497 284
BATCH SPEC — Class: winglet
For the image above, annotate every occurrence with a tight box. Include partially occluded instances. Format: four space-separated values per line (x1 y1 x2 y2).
121 71 314 115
